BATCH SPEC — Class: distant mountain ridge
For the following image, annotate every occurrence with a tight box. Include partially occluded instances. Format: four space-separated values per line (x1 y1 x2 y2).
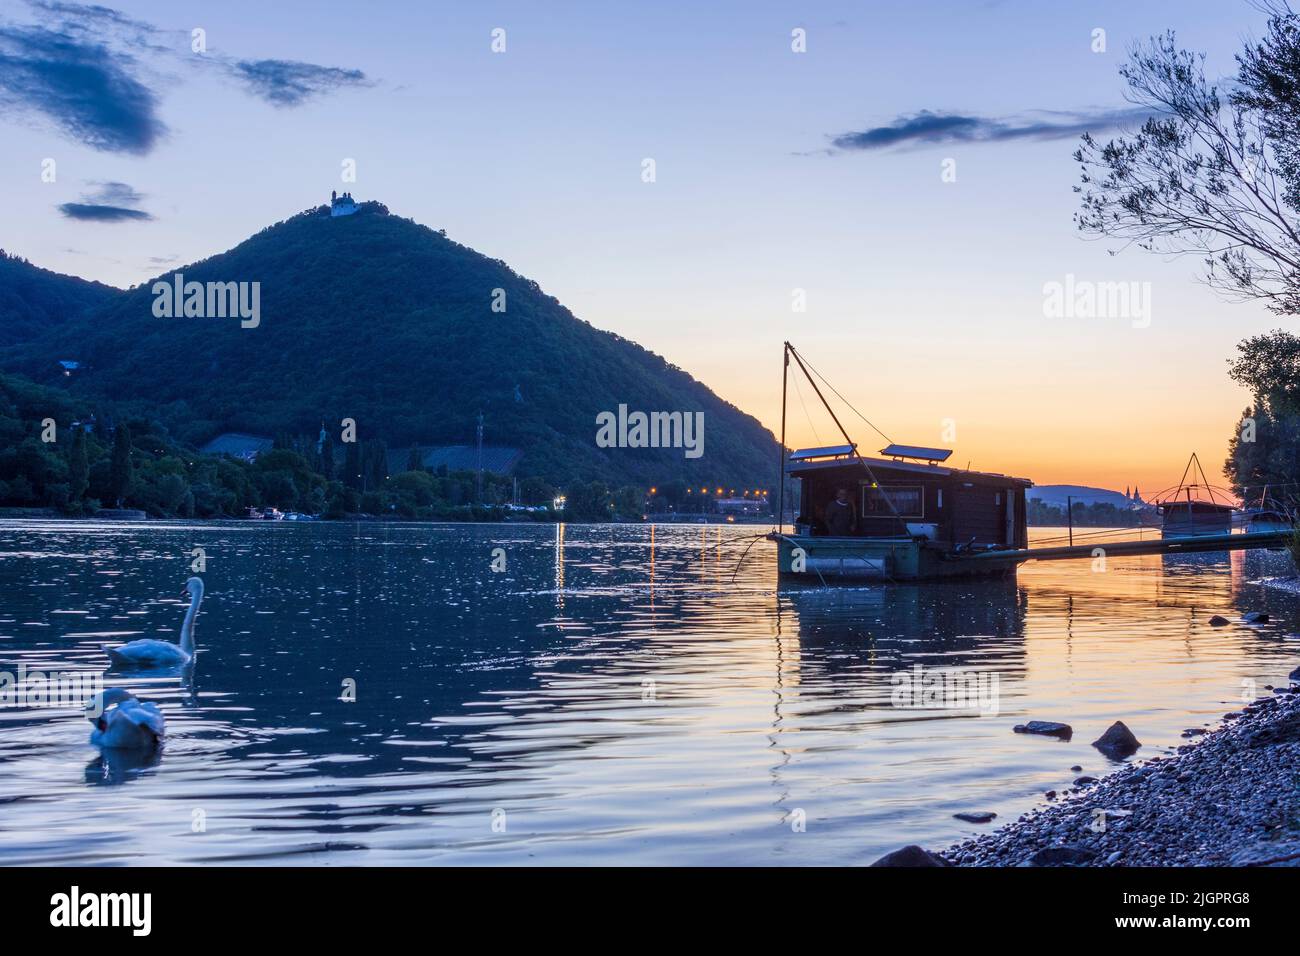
0 201 779 488
0 251 120 349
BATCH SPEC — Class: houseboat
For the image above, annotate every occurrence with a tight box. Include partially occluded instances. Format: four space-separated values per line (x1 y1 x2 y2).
1247 509 1292 534
769 342 1033 582
1243 486 1293 534
768 344 1294 583
1153 453 1236 538
775 443 1032 582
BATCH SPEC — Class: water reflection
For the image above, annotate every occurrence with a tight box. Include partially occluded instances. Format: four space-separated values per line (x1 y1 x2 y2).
0 519 1295 865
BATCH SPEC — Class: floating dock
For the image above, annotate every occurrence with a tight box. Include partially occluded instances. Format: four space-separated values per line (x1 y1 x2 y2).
774 529 1293 583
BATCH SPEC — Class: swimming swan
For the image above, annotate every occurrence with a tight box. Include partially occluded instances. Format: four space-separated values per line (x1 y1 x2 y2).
107 577 203 668
85 688 165 749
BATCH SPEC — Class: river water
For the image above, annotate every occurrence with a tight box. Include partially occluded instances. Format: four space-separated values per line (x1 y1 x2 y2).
0 520 1295 865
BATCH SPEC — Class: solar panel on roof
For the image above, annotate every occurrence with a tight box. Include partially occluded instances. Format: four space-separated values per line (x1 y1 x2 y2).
879 444 952 463
789 444 856 461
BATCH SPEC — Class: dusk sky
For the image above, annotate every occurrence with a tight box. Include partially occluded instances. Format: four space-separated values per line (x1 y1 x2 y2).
0 0 1283 493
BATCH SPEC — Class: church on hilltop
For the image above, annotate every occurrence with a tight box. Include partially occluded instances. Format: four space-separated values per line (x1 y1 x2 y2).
330 190 358 217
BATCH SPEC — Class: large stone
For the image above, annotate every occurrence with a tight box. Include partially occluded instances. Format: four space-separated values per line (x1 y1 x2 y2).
954 811 997 823
1014 720 1073 739
1028 845 1096 867
1246 712 1300 748
1092 720 1142 758
870 844 951 867
1208 615 1231 627
1242 611 1270 624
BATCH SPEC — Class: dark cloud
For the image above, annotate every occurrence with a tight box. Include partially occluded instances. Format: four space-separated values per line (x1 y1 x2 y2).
58 202 152 221
231 59 370 107
0 21 165 153
0 3 373 154
58 179 152 221
828 108 1150 152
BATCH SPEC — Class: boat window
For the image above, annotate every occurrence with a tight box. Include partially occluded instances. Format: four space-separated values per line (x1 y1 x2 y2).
863 485 924 518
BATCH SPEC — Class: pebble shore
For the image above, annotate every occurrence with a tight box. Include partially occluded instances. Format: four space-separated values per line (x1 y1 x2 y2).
939 681 1300 867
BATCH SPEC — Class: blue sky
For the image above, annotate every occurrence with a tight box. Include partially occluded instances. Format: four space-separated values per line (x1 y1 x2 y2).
0 0 1284 488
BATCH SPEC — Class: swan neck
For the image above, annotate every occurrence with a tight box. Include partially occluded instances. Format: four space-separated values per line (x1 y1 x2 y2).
180 591 200 653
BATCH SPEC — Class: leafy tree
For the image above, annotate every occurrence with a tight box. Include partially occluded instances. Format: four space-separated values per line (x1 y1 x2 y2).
518 475 554 505
1075 11 1300 313
319 432 336 480
108 424 133 507
1225 330 1300 506
565 480 611 521
366 439 388 492
343 440 362 490
67 427 88 501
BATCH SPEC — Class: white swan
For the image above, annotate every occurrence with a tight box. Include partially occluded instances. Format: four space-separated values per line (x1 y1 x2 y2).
107 577 204 668
85 688 165 750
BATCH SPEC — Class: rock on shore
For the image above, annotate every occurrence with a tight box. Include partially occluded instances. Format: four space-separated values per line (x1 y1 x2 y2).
943 688 1300 867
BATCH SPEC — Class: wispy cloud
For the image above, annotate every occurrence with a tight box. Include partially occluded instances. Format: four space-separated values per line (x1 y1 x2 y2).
229 58 370 107
826 108 1149 153
0 2 371 155
0 20 165 153
58 180 153 221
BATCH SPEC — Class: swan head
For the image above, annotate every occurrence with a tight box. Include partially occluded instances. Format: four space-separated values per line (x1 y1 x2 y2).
85 688 136 728
181 576 204 602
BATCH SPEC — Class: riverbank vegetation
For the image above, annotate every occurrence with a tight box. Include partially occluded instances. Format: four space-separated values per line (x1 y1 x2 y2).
1027 499 1148 528
0 372 660 521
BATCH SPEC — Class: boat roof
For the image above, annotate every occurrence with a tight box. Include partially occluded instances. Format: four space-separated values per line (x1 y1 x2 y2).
787 451 1032 488
1156 498 1235 513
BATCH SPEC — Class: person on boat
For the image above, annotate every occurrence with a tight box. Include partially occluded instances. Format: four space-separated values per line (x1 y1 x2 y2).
823 486 856 536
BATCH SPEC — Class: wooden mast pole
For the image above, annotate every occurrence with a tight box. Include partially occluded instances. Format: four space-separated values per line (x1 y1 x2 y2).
778 342 789 531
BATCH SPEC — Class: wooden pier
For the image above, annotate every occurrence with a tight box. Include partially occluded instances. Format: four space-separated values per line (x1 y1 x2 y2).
953 529 1292 567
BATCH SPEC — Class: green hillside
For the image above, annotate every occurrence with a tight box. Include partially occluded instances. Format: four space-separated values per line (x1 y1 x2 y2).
0 251 120 349
4 202 778 489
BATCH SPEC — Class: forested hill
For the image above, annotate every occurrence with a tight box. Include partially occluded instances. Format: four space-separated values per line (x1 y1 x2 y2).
0 251 120 349
2 202 779 488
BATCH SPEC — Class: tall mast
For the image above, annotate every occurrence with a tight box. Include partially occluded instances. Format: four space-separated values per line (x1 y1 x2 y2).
778 343 789 530
783 341 907 534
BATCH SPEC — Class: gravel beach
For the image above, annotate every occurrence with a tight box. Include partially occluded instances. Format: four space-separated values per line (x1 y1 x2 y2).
938 681 1300 867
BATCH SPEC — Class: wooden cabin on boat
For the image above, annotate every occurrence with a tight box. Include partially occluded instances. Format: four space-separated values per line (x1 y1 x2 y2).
1158 499 1234 537
791 444 1031 549
776 443 1033 581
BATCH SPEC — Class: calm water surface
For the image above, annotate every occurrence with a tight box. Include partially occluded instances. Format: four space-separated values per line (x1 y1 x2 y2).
0 520 1296 865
